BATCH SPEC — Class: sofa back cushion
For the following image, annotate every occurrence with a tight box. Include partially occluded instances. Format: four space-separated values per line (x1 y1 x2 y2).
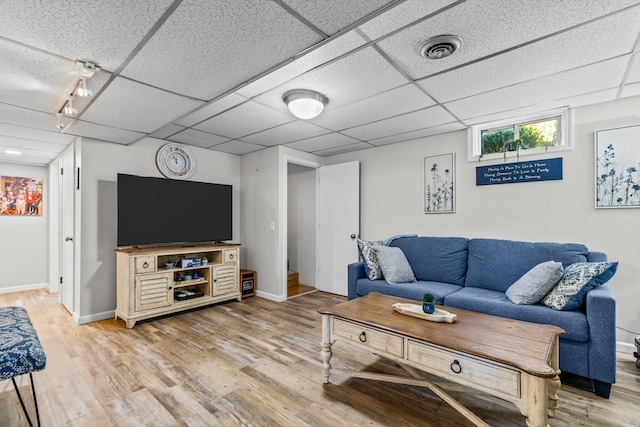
390 236 468 286
465 238 589 293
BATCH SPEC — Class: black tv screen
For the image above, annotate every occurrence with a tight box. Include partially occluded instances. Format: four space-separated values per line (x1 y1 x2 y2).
117 174 232 247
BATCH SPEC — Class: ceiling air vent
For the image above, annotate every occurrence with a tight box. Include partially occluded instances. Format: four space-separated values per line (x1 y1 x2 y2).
419 35 463 59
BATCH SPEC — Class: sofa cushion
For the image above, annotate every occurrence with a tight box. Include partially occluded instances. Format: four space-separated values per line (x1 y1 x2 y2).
505 261 563 305
357 238 385 280
390 236 468 286
355 279 462 305
444 287 589 342
372 245 416 284
465 239 589 293
542 262 618 310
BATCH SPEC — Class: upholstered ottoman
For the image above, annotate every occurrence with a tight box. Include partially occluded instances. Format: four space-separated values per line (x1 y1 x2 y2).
0 306 47 426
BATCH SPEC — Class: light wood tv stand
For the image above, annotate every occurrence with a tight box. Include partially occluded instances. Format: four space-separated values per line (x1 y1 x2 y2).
115 242 240 328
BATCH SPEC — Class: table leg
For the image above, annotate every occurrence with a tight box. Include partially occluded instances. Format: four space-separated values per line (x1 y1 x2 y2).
321 314 333 384
526 375 549 427
548 338 560 417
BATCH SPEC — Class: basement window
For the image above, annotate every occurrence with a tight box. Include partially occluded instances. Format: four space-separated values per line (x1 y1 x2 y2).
467 108 570 162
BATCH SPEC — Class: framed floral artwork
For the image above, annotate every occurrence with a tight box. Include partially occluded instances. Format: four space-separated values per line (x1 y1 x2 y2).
1 176 43 216
424 153 455 213
595 124 640 208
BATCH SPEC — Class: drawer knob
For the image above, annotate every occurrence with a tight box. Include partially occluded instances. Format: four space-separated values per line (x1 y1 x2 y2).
359 331 366 342
450 359 462 374
143 261 149 268
229 254 234 259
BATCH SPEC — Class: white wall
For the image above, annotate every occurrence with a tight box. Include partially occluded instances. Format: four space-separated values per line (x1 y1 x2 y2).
0 162 49 292
76 137 241 322
327 96 640 348
287 163 316 286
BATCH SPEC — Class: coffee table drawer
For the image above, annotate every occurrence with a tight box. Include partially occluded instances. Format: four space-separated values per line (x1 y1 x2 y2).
407 340 520 398
333 318 403 358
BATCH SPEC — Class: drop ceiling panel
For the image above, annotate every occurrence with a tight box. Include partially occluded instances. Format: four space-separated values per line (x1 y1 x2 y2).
342 105 456 140
0 152 51 166
254 46 411 115
194 101 293 139
282 0 394 35
66 120 145 144
313 84 435 130
313 141 373 156
0 103 59 132
210 140 264 156
418 7 640 103
236 31 367 99
369 122 465 146
0 0 174 71
358 0 458 40
149 124 185 139
241 120 330 146
0 124 74 146
445 56 629 120
376 0 640 80
0 40 77 112
0 142 59 160
626 53 640 83
79 77 203 133
285 132 362 152
174 94 247 128
121 0 323 100
168 129 229 148
621 83 640 98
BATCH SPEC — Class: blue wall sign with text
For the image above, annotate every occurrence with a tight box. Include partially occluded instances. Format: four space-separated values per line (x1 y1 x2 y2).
476 157 563 186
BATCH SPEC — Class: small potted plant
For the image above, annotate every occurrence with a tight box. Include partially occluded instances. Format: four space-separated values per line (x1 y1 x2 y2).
166 259 174 269
184 271 193 281
422 293 435 314
202 256 208 266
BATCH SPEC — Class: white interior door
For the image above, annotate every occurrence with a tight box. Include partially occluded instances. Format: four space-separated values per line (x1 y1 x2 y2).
316 161 360 296
60 146 75 313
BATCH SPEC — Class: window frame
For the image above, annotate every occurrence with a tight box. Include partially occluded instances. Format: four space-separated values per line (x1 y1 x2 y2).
467 108 571 162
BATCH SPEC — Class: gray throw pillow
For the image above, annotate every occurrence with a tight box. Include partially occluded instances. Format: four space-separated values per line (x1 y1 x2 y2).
506 261 563 305
371 245 416 284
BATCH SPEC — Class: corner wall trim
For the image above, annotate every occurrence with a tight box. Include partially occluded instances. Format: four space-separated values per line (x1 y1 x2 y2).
255 290 287 302
76 310 115 325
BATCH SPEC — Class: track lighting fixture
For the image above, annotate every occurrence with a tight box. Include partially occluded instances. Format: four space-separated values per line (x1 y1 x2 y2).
62 97 78 116
76 78 92 97
55 113 65 130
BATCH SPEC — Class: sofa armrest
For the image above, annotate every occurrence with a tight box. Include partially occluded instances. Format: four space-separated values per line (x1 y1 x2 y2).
585 282 616 384
348 262 366 300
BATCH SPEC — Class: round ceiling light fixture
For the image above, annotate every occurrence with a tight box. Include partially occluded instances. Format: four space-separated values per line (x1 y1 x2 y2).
283 89 328 120
419 35 463 59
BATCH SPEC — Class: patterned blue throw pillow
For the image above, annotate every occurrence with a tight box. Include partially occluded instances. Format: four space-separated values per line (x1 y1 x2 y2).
542 261 617 310
357 238 385 280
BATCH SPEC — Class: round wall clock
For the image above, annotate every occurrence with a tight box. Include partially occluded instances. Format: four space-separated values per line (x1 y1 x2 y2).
156 143 195 179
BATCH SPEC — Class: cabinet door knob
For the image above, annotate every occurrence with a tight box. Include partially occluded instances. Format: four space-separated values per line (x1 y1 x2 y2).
450 359 462 374
359 331 366 342
143 262 149 268
229 253 234 259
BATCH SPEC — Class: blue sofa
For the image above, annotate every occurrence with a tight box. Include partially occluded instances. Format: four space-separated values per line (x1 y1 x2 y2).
348 236 616 398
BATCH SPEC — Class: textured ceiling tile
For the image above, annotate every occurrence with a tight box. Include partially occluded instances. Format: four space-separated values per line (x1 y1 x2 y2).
620 83 640 98
284 132 362 152
167 129 229 148
342 105 456 140
377 0 640 79
253 47 411 116
237 31 367 99
0 103 60 132
0 40 77 112
174 94 247 127
419 7 640 103
121 0 322 100
66 120 145 144
282 0 393 35
80 77 203 133
0 123 74 145
445 56 629 120
194 101 293 139
312 141 373 156
313 84 435 130
210 140 264 156
358 0 458 40
241 121 330 146
0 152 50 166
0 0 174 71
150 124 185 139
625 53 640 84
0 135 67 154
368 122 465 146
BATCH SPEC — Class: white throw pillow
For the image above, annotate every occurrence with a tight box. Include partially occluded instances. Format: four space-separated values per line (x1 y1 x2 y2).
505 261 563 305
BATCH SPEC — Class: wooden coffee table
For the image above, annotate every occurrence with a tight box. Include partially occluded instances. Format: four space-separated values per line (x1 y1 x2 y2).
318 292 564 427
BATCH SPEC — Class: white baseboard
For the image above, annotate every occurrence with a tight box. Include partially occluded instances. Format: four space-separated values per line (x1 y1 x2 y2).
616 341 636 354
76 310 115 325
255 290 287 302
0 282 47 294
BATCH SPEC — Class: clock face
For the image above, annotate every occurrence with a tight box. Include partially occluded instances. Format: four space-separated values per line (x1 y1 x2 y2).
156 143 195 179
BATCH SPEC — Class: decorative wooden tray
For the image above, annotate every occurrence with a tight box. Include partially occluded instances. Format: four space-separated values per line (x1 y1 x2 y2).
392 303 457 323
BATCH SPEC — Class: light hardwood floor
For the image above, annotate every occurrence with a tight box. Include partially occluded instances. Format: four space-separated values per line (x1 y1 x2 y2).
1 289 638 426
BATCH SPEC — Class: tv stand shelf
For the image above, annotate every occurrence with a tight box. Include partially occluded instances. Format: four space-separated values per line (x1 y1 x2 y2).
115 242 240 328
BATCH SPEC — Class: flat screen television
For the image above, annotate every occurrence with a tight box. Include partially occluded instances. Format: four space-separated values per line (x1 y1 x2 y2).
117 174 232 247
